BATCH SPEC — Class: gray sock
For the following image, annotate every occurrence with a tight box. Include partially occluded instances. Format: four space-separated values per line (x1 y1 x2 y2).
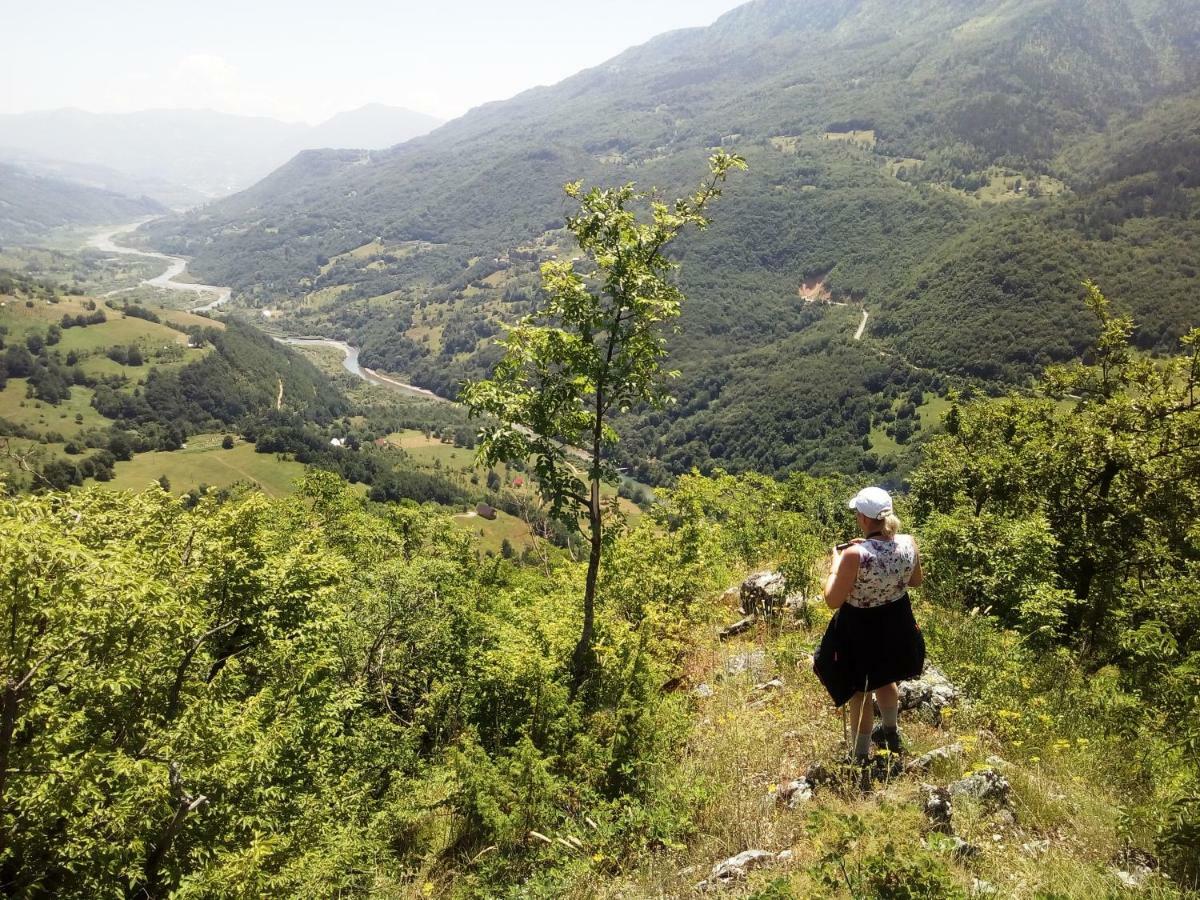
880 702 899 730
854 732 872 757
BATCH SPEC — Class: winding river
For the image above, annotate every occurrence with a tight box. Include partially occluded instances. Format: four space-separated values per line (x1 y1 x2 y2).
88 220 231 311
275 337 448 402
88 220 448 401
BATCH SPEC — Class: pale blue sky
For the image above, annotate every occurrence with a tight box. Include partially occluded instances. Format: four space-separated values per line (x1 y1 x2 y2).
3 0 749 123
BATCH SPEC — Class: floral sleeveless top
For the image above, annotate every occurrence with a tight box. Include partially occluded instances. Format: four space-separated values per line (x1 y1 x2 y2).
847 535 917 609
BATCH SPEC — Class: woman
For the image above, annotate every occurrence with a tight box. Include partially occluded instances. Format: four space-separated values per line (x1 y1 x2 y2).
822 486 924 762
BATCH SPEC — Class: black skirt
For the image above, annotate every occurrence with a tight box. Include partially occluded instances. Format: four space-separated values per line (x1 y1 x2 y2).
813 594 925 705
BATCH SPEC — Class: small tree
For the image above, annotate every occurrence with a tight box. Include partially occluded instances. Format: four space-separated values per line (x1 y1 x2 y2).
463 151 745 687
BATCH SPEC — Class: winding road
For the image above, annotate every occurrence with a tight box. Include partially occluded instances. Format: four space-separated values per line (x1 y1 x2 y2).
854 308 869 341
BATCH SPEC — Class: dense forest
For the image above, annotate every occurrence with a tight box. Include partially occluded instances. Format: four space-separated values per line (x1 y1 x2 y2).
139 0 1200 481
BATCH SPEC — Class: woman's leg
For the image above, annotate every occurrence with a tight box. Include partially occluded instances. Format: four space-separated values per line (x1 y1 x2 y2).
845 691 874 759
875 682 900 730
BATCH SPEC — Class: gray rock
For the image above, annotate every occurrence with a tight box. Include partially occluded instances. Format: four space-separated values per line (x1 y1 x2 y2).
898 666 961 721
740 571 786 616
777 849 795 863
755 678 786 693
724 650 769 678
1113 866 1155 889
693 683 714 698
905 743 965 774
971 878 998 896
949 769 1012 807
920 783 954 833
707 849 777 884
719 615 756 641
783 592 815 611
777 778 814 808
1021 839 1050 857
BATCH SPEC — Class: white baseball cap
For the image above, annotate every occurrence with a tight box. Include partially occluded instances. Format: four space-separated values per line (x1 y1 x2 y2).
848 486 893 519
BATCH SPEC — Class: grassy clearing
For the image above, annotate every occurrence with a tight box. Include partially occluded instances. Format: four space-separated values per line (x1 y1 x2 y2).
97 435 309 497
58 313 186 355
888 157 925 178
824 129 877 148
159 307 225 331
769 135 805 153
917 393 953 431
454 508 537 555
935 168 1072 205
385 429 647 523
0 380 109 437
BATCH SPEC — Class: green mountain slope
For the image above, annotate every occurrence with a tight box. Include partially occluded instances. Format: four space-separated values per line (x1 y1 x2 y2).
0 163 165 242
141 0 1200 480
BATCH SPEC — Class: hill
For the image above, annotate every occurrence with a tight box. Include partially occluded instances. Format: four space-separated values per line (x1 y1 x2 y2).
0 163 165 243
0 149 205 209
138 0 1200 482
0 104 445 201
0 262 347 491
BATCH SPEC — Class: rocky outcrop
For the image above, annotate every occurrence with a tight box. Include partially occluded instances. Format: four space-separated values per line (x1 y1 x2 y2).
697 849 779 890
739 571 786 616
776 778 814 809
948 768 1011 807
921 783 954 833
897 666 961 722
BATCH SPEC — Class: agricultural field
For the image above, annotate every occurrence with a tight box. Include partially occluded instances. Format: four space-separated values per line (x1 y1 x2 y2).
98 433 313 497
453 507 537 556
0 379 108 437
823 128 876 147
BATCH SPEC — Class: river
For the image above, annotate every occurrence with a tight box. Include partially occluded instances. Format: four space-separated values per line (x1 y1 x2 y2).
88 220 447 401
274 337 448 402
88 220 231 311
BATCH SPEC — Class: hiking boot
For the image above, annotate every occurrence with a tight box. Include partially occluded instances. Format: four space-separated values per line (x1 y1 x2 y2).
842 752 875 792
872 724 904 755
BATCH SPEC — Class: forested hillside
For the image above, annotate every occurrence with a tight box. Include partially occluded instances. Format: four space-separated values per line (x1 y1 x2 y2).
140 0 1200 480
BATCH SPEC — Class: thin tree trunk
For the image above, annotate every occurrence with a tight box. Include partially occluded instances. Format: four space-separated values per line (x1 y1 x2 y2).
572 477 601 690
571 384 606 692
138 766 206 900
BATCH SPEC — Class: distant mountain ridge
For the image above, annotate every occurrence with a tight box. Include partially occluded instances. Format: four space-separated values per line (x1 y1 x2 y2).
0 104 444 203
0 163 165 243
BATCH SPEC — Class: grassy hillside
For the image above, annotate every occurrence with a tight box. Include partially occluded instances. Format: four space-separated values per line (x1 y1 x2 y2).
0 268 347 492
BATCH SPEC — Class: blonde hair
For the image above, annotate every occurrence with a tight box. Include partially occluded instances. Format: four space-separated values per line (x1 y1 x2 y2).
869 512 901 540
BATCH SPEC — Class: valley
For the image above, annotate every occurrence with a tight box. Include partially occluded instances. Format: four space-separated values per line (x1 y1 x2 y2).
5 0 1200 896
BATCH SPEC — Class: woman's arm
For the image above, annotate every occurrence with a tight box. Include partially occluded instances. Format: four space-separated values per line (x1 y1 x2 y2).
908 537 924 588
823 545 861 609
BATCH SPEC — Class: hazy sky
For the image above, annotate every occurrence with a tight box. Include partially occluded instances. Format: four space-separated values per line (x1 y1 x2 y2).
3 0 749 124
